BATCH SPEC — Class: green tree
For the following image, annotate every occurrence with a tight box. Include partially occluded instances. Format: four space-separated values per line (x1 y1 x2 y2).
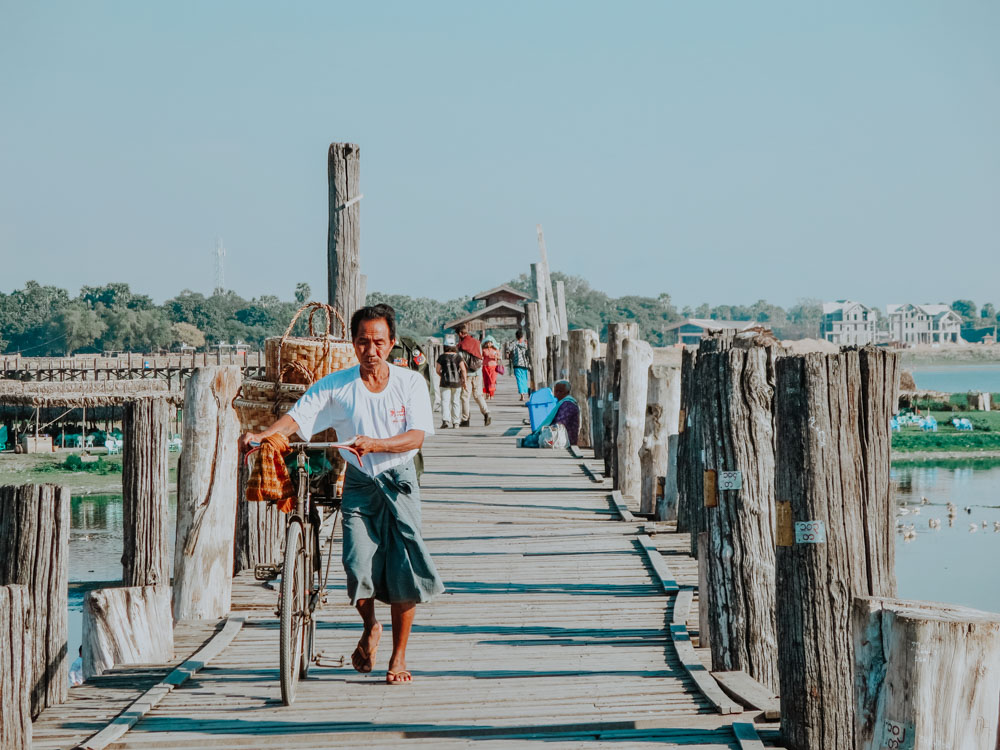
80 282 153 311
981 303 996 321
48 303 106 354
0 281 72 353
170 322 206 349
294 282 311 304
951 300 978 323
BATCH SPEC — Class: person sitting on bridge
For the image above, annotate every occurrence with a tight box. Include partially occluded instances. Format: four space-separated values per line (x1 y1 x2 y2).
239 303 444 686
521 379 580 448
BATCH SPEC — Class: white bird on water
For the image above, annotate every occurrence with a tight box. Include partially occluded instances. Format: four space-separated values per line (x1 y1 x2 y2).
969 523 979 533
928 519 941 529
921 496 929 505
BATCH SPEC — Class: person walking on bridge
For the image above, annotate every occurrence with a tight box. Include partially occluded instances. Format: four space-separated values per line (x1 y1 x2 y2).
456 324 491 427
240 303 444 685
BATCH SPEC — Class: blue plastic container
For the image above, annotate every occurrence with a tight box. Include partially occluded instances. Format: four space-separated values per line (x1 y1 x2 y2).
527 387 557 432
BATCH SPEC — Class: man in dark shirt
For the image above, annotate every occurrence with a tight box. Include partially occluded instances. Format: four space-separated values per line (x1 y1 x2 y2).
435 335 467 429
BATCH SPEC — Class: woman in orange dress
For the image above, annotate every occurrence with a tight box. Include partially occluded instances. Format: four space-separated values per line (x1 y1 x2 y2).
481 338 500 399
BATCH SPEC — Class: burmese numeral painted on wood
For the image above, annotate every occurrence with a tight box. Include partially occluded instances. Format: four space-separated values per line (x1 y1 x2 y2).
719 470 742 491
794 520 826 544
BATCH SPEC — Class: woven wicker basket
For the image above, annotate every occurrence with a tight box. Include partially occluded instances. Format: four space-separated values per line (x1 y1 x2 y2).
264 302 357 385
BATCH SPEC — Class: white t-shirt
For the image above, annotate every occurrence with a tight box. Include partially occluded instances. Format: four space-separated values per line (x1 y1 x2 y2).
286 364 434 477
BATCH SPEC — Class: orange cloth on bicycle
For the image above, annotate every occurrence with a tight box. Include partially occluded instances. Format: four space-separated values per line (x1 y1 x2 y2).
246 433 296 513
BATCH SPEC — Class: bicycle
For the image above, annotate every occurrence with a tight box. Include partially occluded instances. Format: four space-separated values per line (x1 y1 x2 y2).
246 440 357 706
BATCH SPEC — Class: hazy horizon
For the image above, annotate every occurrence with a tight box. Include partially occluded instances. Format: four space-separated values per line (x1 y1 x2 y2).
2 2 997 311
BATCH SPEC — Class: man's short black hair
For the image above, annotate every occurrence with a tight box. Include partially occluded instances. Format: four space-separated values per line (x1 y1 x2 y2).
455 323 468 335
516 328 524 338
350 304 396 341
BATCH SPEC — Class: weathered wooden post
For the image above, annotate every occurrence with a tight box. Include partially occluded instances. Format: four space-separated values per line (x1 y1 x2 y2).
603 322 638 479
0 584 31 748
774 347 898 750
640 365 681 518
853 598 1000 750
568 329 599 448
235 453 285 574
0 484 69 716
697 331 783 691
617 337 653 503
589 358 607 460
547 333 561 384
82 586 173 678
525 302 547 391
675 347 695 534
530 263 551 342
173 366 241 620
328 142 363 322
122 396 170 586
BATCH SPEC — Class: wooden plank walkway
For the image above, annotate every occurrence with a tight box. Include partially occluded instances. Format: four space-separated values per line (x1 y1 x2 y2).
35 379 782 749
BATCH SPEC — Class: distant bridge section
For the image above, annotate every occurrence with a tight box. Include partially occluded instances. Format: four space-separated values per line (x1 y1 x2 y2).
1 352 265 391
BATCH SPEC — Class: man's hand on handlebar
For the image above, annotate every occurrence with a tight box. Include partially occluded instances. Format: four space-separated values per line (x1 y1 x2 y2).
239 432 263 452
353 435 381 456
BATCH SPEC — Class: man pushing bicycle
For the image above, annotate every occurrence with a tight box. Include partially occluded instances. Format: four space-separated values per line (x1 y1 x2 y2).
239 303 444 686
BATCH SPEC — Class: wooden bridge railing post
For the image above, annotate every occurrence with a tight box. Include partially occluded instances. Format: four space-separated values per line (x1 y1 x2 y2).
774 347 898 750
640 364 681 520
122 396 170 587
603 322 637 481
0 584 31 749
696 333 782 690
852 598 1000 750
588 358 607 460
235 453 285 575
173 366 241 621
616 337 652 502
675 347 695 534
328 142 363 322
568 329 599 448
0 484 69 717
525 302 547 391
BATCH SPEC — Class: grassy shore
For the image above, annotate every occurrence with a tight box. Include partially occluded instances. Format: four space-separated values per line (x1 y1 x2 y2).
892 410 1000 454
0 450 179 495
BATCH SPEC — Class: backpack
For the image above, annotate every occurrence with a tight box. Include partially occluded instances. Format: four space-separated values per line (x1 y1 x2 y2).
461 349 483 371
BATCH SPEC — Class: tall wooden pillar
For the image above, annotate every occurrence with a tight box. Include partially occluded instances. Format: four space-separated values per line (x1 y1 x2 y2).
774 348 898 750
0 484 69 717
328 143 363 324
602 322 637 480
122 397 170 587
616 337 652 500
525 302 547 391
568 329 599 448
173 366 241 620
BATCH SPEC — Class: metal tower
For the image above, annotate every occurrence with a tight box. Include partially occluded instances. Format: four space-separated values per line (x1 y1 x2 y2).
214 237 226 294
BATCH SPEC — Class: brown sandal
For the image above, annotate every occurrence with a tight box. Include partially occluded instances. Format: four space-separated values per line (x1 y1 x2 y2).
386 669 412 685
351 624 381 673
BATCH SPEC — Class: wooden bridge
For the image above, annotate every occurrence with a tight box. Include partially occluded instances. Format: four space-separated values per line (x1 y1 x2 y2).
32 381 778 749
1 353 264 391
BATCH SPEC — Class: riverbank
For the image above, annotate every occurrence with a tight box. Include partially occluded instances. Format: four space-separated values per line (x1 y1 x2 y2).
899 344 1000 367
0 450 179 494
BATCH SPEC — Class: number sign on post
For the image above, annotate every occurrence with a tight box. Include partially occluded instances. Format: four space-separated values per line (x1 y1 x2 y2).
718 470 742 491
794 520 826 544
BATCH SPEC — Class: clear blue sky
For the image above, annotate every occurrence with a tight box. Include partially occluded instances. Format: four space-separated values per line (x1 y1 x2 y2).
1 1 997 310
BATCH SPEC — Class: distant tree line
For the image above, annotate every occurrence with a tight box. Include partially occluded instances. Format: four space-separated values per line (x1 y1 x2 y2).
5 276 994 356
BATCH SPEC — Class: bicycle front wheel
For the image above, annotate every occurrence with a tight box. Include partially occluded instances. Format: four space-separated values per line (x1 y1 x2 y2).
279 521 305 705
